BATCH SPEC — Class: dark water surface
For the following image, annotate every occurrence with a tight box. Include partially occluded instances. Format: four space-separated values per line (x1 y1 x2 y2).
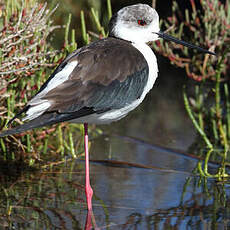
1 58 230 229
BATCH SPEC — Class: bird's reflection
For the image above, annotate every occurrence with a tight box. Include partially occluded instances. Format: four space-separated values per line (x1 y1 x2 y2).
85 209 99 230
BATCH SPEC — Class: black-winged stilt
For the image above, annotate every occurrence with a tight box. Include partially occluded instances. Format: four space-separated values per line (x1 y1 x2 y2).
0 4 215 210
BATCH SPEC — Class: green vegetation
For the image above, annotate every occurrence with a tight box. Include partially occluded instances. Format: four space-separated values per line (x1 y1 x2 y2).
0 0 110 165
153 0 230 178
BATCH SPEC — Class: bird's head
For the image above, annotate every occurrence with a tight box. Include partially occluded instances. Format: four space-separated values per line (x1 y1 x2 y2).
109 4 160 44
109 4 216 55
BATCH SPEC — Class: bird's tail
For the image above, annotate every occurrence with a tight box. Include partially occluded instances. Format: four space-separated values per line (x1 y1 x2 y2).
0 112 72 137
0 107 95 138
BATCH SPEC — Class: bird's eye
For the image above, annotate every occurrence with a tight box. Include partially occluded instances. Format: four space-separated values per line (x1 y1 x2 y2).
137 19 147 26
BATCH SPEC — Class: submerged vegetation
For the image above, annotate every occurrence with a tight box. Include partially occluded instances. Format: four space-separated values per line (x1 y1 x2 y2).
0 0 111 165
153 0 230 178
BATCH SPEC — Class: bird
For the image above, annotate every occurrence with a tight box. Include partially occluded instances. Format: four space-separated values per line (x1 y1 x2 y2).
0 4 215 211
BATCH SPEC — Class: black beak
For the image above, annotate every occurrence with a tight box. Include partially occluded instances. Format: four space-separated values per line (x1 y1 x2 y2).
155 31 216 56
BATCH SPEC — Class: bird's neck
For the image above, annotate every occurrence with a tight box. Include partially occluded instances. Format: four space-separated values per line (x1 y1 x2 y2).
131 42 158 88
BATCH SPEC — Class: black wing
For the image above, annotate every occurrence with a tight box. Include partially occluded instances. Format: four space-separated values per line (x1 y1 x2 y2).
42 37 149 113
0 37 149 136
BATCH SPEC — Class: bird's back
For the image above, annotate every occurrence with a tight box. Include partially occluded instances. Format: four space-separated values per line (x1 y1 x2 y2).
0 37 157 136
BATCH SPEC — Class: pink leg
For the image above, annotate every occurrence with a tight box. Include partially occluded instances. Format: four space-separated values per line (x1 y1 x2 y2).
84 123 93 210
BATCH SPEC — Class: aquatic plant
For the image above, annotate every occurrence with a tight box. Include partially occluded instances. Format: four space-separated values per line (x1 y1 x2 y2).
153 0 230 178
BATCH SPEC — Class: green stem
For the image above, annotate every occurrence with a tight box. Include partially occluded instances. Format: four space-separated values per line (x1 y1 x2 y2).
197 161 206 177
91 8 105 37
69 131 76 158
203 149 215 177
58 125 64 156
195 85 204 130
107 0 112 20
183 88 213 149
0 139 6 160
65 14 72 47
80 11 89 45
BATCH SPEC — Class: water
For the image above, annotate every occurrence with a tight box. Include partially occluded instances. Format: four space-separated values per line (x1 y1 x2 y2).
1 58 230 229
1 136 230 229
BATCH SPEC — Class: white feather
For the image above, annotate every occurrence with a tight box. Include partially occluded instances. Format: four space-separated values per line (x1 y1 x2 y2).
29 61 78 106
22 101 51 121
23 60 78 121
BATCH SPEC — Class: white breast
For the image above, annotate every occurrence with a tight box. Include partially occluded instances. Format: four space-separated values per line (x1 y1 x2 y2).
71 43 158 124
132 42 158 99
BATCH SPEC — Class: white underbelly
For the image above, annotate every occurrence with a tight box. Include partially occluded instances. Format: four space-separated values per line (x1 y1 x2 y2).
70 96 144 124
